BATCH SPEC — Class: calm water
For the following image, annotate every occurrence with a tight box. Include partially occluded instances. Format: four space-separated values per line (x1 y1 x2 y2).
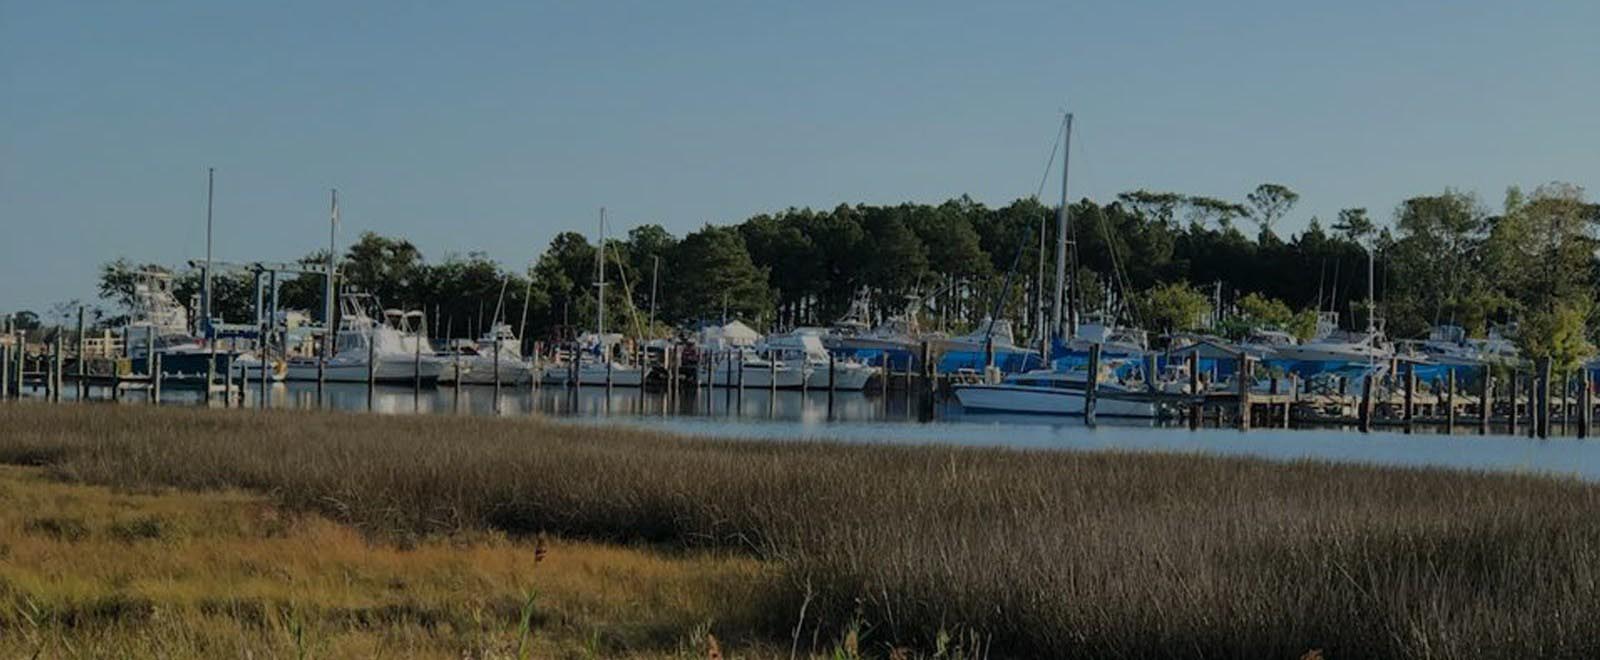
28 381 1600 481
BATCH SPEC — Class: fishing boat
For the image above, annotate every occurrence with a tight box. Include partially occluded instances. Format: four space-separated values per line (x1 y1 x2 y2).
953 359 1156 417
446 323 536 385
282 294 445 384
762 329 878 390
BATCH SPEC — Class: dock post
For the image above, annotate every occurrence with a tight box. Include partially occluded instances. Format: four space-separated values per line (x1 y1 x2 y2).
880 353 889 398
1186 352 1201 430
46 337 57 402
223 354 235 407
1083 343 1100 426
1528 368 1540 439
1283 373 1295 429
1 343 9 399
366 337 376 411
827 353 837 419
152 353 163 404
1445 369 1457 434
494 336 504 414
1403 364 1416 434
1359 373 1374 433
414 332 423 397
1539 358 1553 439
769 348 777 398
76 306 86 400
1581 369 1593 439
1508 368 1519 436
1478 366 1492 435
1237 355 1252 431
1561 369 1572 436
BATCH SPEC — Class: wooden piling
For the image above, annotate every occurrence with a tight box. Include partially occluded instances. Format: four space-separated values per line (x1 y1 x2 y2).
1186 352 1201 431
1359 373 1373 433
152 353 163 404
1508 368 1519 435
827 353 837 418
1083 343 1100 425
1 343 9 399
366 337 376 411
1237 355 1252 431
1403 364 1416 434
1561 369 1572 436
880 353 890 397
75 306 86 400
493 336 504 413
1538 359 1553 439
1445 369 1457 434
223 354 235 408
1478 367 1492 435
1581 369 1594 439
1282 373 1294 429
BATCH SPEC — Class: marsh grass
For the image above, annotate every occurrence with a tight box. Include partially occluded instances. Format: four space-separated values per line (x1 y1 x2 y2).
4 403 1600 658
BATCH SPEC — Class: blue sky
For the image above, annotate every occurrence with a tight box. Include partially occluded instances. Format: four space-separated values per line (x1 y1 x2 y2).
3 1 1597 315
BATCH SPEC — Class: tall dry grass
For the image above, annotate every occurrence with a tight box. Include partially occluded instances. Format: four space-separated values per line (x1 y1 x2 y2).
3 403 1599 658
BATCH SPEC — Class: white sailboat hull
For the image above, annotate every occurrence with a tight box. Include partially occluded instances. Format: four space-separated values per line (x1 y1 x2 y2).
954 383 1156 418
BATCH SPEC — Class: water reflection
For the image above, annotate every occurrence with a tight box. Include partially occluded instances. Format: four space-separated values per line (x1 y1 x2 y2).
18 381 1600 481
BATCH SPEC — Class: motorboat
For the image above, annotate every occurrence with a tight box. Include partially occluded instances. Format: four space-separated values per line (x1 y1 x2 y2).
444 323 536 385
699 347 809 389
1064 314 1149 357
953 358 1156 417
1272 328 1392 364
1238 328 1298 359
540 333 645 387
761 330 875 389
282 294 445 384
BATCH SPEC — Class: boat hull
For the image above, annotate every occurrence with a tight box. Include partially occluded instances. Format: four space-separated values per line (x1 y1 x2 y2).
283 359 443 385
805 363 876 390
953 383 1156 418
703 365 808 389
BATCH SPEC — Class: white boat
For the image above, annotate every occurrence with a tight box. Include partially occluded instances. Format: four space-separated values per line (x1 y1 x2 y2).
1238 328 1298 359
954 361 1156 418
447 323 536 385
282 295 445 384
541 358 646 387
699 348 809 389
763 330 878 390
1273 329 1392 364
1064 315 1149 357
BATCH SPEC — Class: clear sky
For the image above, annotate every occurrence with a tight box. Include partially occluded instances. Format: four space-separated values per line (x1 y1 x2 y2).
3 1 1596 315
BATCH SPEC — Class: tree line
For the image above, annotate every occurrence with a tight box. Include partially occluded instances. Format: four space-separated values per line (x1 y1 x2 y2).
85 182 1600 366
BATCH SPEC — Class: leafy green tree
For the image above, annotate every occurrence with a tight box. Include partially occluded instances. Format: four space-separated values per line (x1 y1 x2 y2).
1247 183 1299 238
1384 191 1492 337
340 232 426 309
1133 281 1211 334
1485 183 1598 364
664 225 772 326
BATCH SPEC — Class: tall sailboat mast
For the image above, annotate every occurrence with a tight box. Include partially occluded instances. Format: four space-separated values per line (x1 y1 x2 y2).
324 189 338 357
595 207 607 337
203 167 214 337
1050 113 1075 341
1366 236 1375 335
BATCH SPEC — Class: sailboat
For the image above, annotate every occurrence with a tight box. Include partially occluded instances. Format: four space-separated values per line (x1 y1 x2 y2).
953 113 1157 418
542 208 645 387
1272 245 1393 364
